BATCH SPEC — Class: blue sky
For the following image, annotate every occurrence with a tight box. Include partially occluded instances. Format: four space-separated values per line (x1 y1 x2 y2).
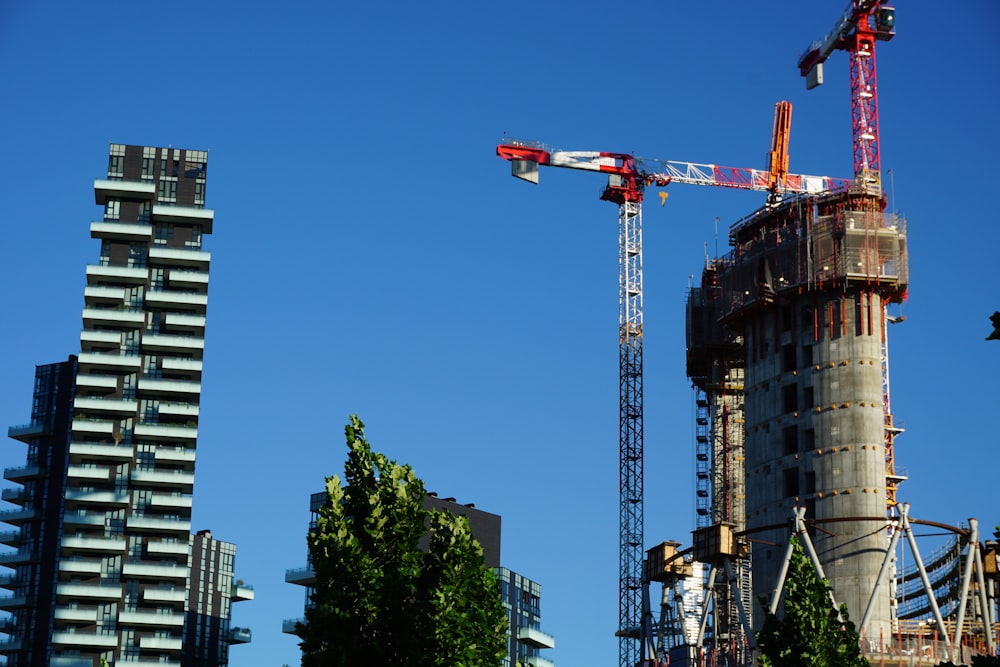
2 2 999 665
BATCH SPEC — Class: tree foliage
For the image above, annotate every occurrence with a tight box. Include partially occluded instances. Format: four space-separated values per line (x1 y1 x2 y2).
756 537 869 667
296 415 508 667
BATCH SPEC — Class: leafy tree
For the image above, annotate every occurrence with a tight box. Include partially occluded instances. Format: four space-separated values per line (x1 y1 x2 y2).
296 415 508 667
756 537 869 667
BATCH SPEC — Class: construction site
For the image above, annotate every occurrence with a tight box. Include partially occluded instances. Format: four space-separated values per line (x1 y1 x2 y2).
496 2 999 666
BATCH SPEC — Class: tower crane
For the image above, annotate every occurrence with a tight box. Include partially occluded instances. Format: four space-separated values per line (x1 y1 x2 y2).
798 1 901 515
496 118 849 667
797 0 896 193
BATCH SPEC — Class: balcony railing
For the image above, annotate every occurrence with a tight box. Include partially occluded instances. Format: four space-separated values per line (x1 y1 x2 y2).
7 422 47 442
228 626 252 643
285 565 316 586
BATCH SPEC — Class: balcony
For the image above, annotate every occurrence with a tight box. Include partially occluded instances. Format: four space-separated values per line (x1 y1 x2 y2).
83 285 126 306
0 638 23 651
152 203 214 232
523 657 555 667
63 510 108 527
130 469 195 490
146 540 190 559
0 507 36 526
75 373 119 393
282 617 305 634
517 626 556 649
78 351 142 373
81 307 144 329
56 582 122 601
232 582 254 601
85 264 149 285
73 396 137 417
66 464 112 482
137 378 201 398
141 334 204 354
0 595 28 609
145 290 208 312
52 657 102 667
0 530 19 548
134 423 197 442
158 402 199 418
167 270 209 290
54 606 99 623
139 634 182 651
61 535 126 555
58 559 103 576
125 515 191 534
80 329 122 352
0 573 15 589
94 178 155 205
161 357 202 378
148 246 211 270
52 630 118 648
0 549 33 566
3 465 42 482
71 418 116 439
65 489 129 507
1 488 24 505
142 587 187 605
148 493 193 509
89 221 153 242
69 442 134 462
119 609 184 627
7 422 47 443
164 313 206 333
148 447 195 464
228 626 252 644
285 565 316 586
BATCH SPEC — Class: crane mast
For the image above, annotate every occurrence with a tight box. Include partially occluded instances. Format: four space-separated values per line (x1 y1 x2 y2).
496 136 848 667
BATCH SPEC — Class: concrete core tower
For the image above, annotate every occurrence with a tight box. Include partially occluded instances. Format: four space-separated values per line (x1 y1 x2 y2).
689 190 908 641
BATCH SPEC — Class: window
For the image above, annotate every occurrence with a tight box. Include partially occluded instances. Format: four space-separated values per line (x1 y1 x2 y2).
803 428 815 451
782 344 796 373
782 384 798 413
804 471 816 494
154 223 174 245
194 179 206 206
782 427 798 455
803 386 814 409
108 153 124 179
104 200 120 221
783 468 799 498
138 201 151 223
127 244 148 268
158 178 178 203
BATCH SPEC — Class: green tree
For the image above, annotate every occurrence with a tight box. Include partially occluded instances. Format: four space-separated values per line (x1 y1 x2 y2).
296 415 508 667
756 537 869 667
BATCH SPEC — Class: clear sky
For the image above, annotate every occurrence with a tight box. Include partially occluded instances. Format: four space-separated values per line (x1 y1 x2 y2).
2 2 999 665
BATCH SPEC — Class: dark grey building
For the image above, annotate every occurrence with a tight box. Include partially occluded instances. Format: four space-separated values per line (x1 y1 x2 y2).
284 492 555 667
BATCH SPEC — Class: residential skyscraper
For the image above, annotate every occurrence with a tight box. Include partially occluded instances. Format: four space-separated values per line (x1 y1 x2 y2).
1 144 250 666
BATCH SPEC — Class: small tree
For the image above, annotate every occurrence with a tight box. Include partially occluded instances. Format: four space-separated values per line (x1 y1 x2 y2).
296 415 508 667
756 537 869 667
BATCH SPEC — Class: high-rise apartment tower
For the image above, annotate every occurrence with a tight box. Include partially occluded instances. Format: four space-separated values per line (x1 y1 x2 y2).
1 144 250 666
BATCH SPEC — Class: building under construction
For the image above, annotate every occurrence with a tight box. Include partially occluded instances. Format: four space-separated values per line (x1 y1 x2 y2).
684 188 908 654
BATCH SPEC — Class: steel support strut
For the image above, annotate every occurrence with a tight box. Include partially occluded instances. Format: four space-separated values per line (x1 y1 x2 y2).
619 198 644 667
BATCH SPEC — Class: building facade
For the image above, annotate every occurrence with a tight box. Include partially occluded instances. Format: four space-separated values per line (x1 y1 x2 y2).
1 144 250 666
284 492 555 667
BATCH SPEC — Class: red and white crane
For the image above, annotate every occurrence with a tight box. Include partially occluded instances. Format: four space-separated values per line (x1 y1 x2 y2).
496 120 848 667
797 0 896 193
